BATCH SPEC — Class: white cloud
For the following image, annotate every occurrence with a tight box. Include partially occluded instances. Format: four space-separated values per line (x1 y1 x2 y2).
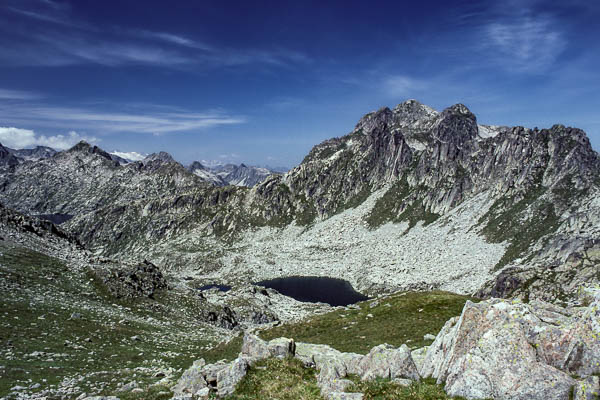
134 30 212 51
483 15 566 71
1 105 245 135
384 75 428 97
110 151 146 162
0 127 98 150
0 89 41 100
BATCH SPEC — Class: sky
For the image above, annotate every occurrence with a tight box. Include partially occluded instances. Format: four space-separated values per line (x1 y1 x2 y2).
0 0 599 167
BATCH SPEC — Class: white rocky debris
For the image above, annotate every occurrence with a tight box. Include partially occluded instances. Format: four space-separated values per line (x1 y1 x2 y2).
202 188 505 295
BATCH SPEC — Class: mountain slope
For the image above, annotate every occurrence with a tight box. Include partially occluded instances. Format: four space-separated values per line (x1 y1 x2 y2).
0 142 215 218
1 100 598 302
7 145 57 162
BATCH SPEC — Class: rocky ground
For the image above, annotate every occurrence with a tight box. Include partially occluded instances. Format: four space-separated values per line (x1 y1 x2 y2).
173 288 600 400
0 207 330 400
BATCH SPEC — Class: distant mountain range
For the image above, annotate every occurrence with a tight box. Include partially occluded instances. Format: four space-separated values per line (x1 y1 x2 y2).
0 142 280 188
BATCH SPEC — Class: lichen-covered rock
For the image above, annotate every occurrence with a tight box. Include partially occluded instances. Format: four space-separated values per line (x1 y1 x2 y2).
240 333 295 359
575 375 600 400
357 343 420 381
422 295 600 400
216 356 250 397
410 346 428 373
170 359 208 397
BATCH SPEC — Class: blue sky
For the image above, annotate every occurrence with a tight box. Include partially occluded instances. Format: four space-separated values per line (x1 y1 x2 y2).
0 0 598 167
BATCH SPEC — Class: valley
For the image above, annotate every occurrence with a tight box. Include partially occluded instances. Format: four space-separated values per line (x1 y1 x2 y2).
1 100 599 399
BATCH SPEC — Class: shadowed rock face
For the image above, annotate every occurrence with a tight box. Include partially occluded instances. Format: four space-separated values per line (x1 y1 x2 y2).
0 143 20 168
0 102 599 301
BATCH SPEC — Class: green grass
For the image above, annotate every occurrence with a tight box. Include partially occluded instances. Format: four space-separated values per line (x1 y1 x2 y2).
227 358 472 400
365 178 440 231
348 377 470 400
260 291 475 353
478 182 560 271
0 241 222 398
226 357 322 400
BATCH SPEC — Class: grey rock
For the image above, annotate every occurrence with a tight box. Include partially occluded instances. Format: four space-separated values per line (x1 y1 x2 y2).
392 378 413 386
410 346 428 373
82 397 120 400
118 381 138 392
329 391 364 400
575 376 600 400
171 359 208 396
93 260 167 299
423 333 436 341
216 356 250 397
420 297 600 400
240 333 295 359
357 343 420 381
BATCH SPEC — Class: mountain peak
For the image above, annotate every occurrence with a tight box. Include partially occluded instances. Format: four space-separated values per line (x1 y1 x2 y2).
67 141 113 161
443 103 474 118
189 161 207 171
144 151 176 164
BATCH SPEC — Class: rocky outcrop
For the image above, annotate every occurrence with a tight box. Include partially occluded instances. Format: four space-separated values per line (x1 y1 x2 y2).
92 260 168 299
8 145 57 162
171 334 296 399
0 202 79 244
187 161 228 186
172 333 422 399
420 289 600 400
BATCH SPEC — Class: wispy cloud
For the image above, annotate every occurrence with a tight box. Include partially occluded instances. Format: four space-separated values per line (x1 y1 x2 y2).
0 127 98 150
483 15 566 72
0 88 41 100
0 103 245 135
383 75 429 97
1 5 309 69
133 30 212 51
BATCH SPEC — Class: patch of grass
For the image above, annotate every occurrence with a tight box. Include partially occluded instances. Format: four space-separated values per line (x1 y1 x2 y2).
365 178 412 228
227 359 473 400
118 383 173 400
365 178 439 230
0 242 220 398
260 291 475 353
202 334 244 364
336 186 372 213
479 184 560 270
227 357 322 400
348 377 471 400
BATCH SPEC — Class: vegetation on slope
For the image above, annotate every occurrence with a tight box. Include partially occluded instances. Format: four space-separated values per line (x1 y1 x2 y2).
366 177 440 231
227 358 470 400
260 291 475 353
0 242 223 398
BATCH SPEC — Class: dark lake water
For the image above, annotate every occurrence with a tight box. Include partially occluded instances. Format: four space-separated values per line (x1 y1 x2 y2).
198 284 231 292
255 276 368 306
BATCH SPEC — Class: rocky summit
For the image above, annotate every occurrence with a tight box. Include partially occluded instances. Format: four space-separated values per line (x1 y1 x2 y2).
1 100 599 400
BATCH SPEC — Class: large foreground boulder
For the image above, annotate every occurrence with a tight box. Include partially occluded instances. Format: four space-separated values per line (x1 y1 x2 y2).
421 289 600 400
